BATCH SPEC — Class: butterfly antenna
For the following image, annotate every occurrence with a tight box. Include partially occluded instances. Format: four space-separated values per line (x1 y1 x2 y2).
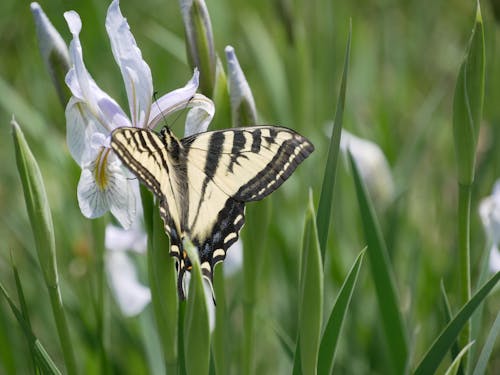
152 91 195 131
153 91 171 130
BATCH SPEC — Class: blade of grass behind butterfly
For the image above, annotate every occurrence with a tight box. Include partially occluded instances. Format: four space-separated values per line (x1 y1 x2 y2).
348 151 408 374
472 309 500 375
141 187 179 372
90 217 109 374
211 57 231 132
183 239 211 375
212 265 228 375
317 248 365 374
414 271 500 375
440 281 463 375
316 20 351 263
297 190 323 374
0 281 61 375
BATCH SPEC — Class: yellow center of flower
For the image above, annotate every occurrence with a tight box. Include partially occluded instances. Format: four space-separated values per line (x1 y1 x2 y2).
94 147 111 191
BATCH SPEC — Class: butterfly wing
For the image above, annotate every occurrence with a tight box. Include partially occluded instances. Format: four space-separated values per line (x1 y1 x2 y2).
110 127 184 257
180 125 314 282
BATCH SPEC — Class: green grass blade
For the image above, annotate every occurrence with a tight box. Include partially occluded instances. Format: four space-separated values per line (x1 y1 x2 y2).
298 190 323 374
317 249 365 374
212 266 228 375
472 310 500 375
445 342 475 375
0 281 61 375
414 271 500 375
12 119 77 375
271 320 294 361
141 187 179 371
440 281 463 375
292 336 302 375
12 261 37 373
349 151 408 374
183 239 211 375
316 20 351 260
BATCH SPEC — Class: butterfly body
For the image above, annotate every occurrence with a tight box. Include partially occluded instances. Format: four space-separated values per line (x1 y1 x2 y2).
111 125 313 298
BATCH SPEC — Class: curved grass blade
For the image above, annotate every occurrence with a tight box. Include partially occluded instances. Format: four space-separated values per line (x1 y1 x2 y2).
472 310 500 375
414 271 500 375
0 281 61 375
316 20 351 260
349 151 408 374
298 190 323 374
317 249 365 374
445 342 475 375
440 281 463 375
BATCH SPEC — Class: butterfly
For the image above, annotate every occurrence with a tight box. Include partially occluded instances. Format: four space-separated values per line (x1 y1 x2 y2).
111 125 314 299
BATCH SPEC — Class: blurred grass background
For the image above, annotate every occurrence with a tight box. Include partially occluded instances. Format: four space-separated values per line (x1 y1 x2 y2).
0 0 499 373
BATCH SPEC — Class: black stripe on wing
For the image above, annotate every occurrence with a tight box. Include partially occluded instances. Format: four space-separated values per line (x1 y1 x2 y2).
111 128 167 198
184 198 245 285
234 133 314 202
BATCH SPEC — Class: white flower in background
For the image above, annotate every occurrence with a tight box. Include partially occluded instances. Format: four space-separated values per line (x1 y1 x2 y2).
64 0 205 229
340 130 395 208
479 179 500 272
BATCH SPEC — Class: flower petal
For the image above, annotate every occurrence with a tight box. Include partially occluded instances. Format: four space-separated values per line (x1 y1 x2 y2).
340 130 394 208
184 94 215 136
223 239 243 277
225 45 257 126
147 70 200 129
106 251 151 316
77 153 136 229
105 0 153 128
64 10 130 132
489 245 500 273
479 181 500 245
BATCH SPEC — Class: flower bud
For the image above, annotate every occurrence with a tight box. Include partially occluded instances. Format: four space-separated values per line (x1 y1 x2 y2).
225 45 257 126
179 0 216 96
31 2 71 106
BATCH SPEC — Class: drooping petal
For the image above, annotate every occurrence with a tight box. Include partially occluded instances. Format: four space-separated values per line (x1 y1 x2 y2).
64 10 130 132
77 152 136 229
105 0 153 128
106 251 151 316
147 70 199 129
184 94 215 136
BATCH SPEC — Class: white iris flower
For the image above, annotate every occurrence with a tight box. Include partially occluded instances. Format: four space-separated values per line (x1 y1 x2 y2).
479 179 500 272
64 0 212 229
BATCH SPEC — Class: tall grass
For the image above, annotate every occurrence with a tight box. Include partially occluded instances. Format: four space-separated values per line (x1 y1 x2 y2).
0 0 499 374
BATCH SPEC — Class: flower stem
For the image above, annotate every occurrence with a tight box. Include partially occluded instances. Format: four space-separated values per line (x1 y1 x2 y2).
458 182 472 351
91 217 108 374
47 285 78 375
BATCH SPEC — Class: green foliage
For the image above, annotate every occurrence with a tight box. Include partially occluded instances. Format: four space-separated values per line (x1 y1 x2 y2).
1 0 499 374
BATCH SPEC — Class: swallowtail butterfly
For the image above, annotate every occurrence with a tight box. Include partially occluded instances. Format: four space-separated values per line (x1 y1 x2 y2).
111 125 314 299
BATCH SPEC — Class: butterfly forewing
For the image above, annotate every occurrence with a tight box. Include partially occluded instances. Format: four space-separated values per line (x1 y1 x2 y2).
182 126 314 202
